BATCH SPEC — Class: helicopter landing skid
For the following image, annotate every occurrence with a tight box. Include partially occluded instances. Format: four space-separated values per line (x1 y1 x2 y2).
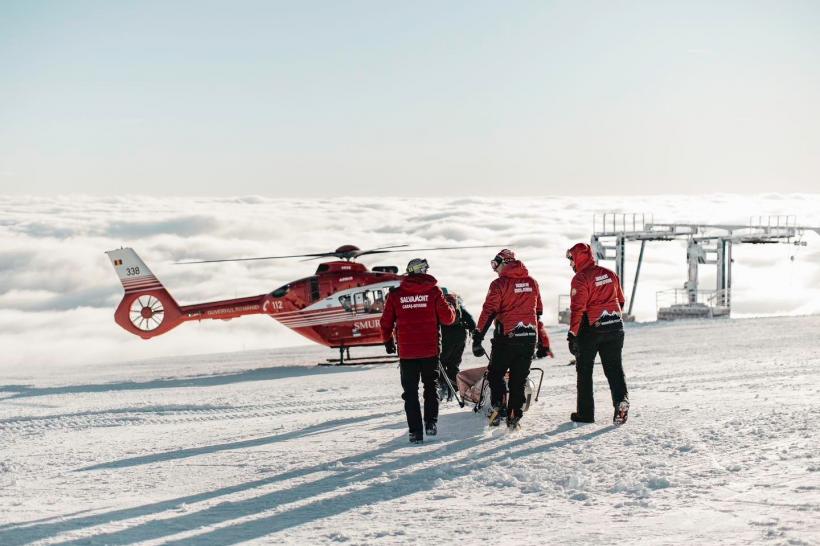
319 355 399 367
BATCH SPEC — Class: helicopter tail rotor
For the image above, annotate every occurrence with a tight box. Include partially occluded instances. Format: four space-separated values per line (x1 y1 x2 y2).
106 248 184 339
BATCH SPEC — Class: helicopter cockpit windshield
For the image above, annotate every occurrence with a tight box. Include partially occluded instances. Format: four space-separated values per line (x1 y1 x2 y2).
271 284 289 298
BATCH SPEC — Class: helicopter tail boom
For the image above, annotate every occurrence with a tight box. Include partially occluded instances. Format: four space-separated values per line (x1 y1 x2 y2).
107 248 271 339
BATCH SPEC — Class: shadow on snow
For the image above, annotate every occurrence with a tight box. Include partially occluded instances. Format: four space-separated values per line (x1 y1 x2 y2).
0 365 367 400
77 411 404 472
0 414 612 546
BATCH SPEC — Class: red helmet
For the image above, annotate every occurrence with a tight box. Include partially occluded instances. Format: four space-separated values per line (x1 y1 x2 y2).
566 243 594 271
491 248 516 270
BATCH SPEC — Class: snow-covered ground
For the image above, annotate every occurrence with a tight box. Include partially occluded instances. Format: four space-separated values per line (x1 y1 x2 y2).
1 315 818 545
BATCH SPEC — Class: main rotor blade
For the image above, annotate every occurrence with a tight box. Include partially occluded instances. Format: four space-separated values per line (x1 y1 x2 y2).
176 243 510 264
356 244 511 257
363 244 410 252
297 245 411 261
175 252 334 264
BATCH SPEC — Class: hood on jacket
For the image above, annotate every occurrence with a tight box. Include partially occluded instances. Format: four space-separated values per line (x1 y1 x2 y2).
499 260 530 278
400 273 438 292
567 243 595 272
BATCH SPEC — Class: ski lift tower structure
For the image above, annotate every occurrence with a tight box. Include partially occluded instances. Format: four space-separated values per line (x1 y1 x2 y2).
565 213 820 322
587 213 676 322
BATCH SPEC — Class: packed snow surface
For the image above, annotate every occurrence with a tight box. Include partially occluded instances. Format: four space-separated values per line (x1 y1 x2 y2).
1 316 818 545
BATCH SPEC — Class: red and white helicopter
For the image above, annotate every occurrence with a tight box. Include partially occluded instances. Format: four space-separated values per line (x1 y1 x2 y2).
106 244 497 364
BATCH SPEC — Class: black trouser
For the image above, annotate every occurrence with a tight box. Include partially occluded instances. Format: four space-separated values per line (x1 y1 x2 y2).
440 329 466 385
576 328 628 418
400 358 439 435
488 336 536 416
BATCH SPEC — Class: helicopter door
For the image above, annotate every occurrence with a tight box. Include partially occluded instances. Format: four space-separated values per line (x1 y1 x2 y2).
341 289 385 315
352 291 374 315
370 289 385 313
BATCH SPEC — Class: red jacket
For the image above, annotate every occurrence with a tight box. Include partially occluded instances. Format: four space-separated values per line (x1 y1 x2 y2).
380 273 456 359
568 244 626 336
476 261 550 348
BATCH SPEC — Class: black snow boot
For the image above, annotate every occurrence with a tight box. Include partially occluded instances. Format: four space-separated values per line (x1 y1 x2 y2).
409 431 423 444
425 422 437 436
488 406 506 427
613 399 629 426
506 409 522 430
570 412 594 423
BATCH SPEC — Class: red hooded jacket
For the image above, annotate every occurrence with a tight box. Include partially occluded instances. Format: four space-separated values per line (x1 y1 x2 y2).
380 273 456 359
567 244 626 336
476 261 550 348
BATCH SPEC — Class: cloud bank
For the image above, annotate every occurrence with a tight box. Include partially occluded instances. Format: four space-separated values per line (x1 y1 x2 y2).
1 193 818 368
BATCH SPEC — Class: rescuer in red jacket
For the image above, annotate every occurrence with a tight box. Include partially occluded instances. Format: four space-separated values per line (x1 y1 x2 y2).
380 258 456 443
472 249 552 429
566 243 629 425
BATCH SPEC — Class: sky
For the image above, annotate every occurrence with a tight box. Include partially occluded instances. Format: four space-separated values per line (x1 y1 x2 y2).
1 1 819 196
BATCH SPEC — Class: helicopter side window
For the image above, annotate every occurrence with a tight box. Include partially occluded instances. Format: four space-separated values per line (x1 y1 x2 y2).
353 291 374 314
339 295 353 312
370 289 385 313
309 276 321 301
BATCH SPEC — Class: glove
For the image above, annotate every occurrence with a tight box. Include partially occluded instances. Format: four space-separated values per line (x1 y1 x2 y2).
384 339 396 354
535 344 553 359
472 341 486 358
471 330 485 357
566 333 578 357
